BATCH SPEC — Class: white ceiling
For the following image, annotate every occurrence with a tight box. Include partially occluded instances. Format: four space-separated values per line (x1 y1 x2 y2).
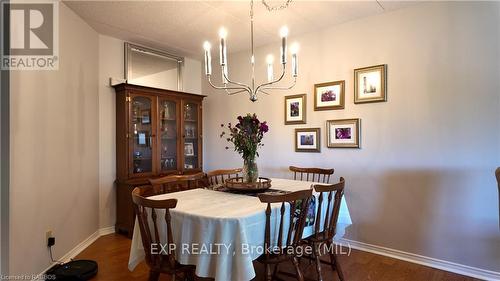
64 0 419 58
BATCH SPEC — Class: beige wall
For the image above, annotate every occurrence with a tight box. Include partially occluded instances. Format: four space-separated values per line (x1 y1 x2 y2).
10 3 99 275
98 35 202 228
202 2 500 272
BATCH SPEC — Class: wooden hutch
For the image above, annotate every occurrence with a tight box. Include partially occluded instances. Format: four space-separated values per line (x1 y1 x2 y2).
114 83 205 237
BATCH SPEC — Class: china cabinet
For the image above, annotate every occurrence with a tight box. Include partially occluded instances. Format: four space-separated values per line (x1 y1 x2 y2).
113 83 205 236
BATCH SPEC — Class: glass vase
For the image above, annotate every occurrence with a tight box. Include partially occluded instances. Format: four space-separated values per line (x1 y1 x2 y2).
243 158 259 183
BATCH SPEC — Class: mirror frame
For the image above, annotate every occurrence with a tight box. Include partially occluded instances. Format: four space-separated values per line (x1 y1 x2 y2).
124 42 184 91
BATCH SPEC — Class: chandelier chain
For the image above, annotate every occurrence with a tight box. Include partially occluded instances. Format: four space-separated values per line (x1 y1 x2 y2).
261 0 293 11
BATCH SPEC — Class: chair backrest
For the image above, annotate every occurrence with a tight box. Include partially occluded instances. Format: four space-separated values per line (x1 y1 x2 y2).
289 166 334 183
149 172 206 194
132 186 177 270
206 168 242 186
312 177 345 241
496 168 500 228
258 189 313 258
496 167 500 190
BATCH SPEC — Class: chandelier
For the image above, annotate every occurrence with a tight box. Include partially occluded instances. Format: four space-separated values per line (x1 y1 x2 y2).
203 0 299 102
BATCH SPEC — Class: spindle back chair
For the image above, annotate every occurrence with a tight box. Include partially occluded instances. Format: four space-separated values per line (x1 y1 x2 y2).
131 186 195 281
257 189 313 281
289 166 334 184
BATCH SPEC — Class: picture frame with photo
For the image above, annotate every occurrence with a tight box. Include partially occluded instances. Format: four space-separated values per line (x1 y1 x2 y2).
326 119 360 148
354 64 387 104
295 128 321 152
284 94 307 125
136 131 150 147
140 109 151 124
184 142 195 156
314 80 345 111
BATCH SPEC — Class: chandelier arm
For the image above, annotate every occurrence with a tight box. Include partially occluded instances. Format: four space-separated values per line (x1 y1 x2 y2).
226 89 249 95
222 66 253 93
254 64 286 94
258 89 271 95
259 77 297 91
207 75 249 92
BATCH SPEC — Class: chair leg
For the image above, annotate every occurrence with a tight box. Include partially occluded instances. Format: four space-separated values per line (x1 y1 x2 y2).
292 257 304 281
148 270 160 281
328 241 345 281
265 263 272 281
187 269 196 281
272 263 280 280
313 243 324 281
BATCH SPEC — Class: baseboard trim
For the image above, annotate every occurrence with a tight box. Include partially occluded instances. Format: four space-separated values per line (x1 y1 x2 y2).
338 238 500 281
98 226 115 236
37 226 115 280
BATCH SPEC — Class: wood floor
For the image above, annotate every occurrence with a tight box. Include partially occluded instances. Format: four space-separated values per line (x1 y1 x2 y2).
76 234 481 281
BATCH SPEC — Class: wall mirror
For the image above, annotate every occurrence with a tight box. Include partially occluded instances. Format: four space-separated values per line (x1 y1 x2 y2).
125 43 183 91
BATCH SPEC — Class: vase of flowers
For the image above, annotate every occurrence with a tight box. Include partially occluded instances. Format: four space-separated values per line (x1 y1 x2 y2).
221 114 269 183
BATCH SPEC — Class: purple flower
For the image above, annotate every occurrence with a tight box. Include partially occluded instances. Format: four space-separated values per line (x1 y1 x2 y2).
259 122 269 133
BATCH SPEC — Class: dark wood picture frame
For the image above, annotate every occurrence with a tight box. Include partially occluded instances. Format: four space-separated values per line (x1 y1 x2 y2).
284 94 307 125
314 80 345 111
354 64 387 104
326 118 360 148
295 128 321 152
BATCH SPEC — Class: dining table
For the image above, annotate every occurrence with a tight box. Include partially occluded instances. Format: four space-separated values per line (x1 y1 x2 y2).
128 178 352 281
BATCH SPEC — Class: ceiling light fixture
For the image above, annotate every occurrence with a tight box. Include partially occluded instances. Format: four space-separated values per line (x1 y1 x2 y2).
203 0 298 102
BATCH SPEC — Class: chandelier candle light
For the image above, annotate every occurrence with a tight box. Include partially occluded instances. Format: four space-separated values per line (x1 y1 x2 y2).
203 0 299 102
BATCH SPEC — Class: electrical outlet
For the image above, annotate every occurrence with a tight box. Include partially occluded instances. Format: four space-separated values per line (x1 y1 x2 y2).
46 230 53 241
46 230 56 247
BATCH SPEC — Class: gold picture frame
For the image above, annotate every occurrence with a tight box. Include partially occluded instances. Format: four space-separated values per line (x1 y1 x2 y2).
326 119 360 148
295 128 321 152
314 80 345 111
354 64 387 104
284 94 307 125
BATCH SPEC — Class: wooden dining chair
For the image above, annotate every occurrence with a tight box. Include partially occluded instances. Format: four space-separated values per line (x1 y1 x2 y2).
302 177 346 281
206 168 242 187
496 168 499 228
149 172 206 194
289 166 334 184
257 189 313 281
132 186 195 281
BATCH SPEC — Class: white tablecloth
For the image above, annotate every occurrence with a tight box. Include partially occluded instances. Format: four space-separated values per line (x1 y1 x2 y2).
128 178 352 281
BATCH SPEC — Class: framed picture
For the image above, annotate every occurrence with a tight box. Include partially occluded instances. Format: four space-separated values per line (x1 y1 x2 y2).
284 94 306 125
354 64 387 104
314 80 345 111
141 110 151 124
295 128 321 152
184 142 194 156
326 119 360 148
136 131 150 147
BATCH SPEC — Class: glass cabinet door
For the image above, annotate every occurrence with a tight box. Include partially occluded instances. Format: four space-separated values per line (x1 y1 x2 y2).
130 95 154 175
183 102 200 170
158 98 178 173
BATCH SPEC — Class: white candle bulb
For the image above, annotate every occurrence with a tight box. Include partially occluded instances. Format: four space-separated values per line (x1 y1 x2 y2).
290 42 299 54
203 41 212 75
266 54 274 82
279 26 289 38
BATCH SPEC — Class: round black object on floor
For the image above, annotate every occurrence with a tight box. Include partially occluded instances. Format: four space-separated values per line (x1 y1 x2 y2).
46 260 98 281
